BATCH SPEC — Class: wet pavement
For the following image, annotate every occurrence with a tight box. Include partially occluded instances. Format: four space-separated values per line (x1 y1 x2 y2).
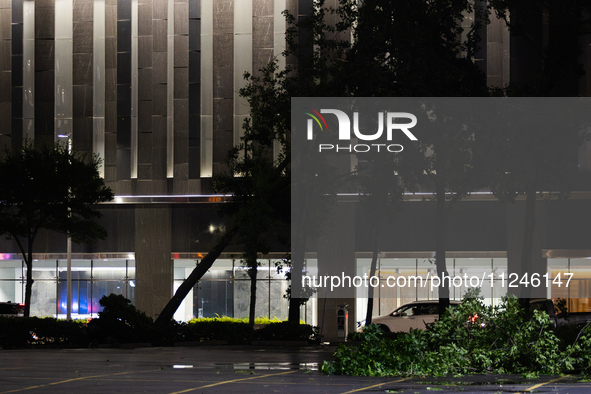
0 345 590 393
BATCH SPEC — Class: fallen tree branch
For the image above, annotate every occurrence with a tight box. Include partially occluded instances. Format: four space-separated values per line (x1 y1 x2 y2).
155 225 239 326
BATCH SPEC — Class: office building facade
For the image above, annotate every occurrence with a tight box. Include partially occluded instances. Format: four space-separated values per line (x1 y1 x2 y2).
0 1 590 334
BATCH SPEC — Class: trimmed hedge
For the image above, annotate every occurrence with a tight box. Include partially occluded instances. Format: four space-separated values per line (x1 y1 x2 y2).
0 296 318 347
175 318 318 344
252 321 319 342
177 319 251 344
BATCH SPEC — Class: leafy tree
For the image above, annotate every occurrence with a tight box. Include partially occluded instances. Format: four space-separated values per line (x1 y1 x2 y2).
221 2 349 323
489 0 591 96
481 1 591 302
212 140 289 329
210 52 292 328
283 2 354 323
155 61 291 327
399 101 489 314
475 99 589 301
157 0 492 324
346 0 489 97
0 142 113 317
252 0 490 319
357 149 404 325
348 0 490 315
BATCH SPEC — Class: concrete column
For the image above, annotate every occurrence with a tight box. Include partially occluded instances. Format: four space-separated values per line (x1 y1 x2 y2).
486 7 510 89
507 199 547 299
135 205 172 319
317 201 356 342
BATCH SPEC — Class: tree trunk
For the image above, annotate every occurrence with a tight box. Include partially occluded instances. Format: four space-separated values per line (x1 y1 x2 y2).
436 178 450 317
14 234 34 318
247 256 258 329
365 228 379 325
519 177 538 305
288 180 311 324
288 219 306 323
155 226 238 326
288 257 302 323
24 257 33 318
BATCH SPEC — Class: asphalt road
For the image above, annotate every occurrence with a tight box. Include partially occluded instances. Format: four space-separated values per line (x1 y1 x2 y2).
0 346 590 393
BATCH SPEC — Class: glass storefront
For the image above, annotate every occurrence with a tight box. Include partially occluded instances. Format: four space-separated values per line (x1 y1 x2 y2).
0 254 304 323
355 256 510 325
354 255 591 324
548 257 591 313
173 258 315 324
0 256 135 320
3 251 588 323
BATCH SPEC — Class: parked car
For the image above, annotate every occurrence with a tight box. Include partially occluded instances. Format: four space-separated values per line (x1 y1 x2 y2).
363 300 462 332
0 301 25 317
363 298 558 333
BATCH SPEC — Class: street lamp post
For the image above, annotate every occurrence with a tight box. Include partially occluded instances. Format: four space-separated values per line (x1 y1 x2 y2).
58 134 73 321
66 136 72 321
67 229 72 321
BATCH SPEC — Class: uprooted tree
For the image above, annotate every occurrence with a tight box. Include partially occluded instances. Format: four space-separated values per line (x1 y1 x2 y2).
155 153 289 327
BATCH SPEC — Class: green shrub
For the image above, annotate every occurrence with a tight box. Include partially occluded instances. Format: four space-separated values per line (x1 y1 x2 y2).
88 294 154 344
